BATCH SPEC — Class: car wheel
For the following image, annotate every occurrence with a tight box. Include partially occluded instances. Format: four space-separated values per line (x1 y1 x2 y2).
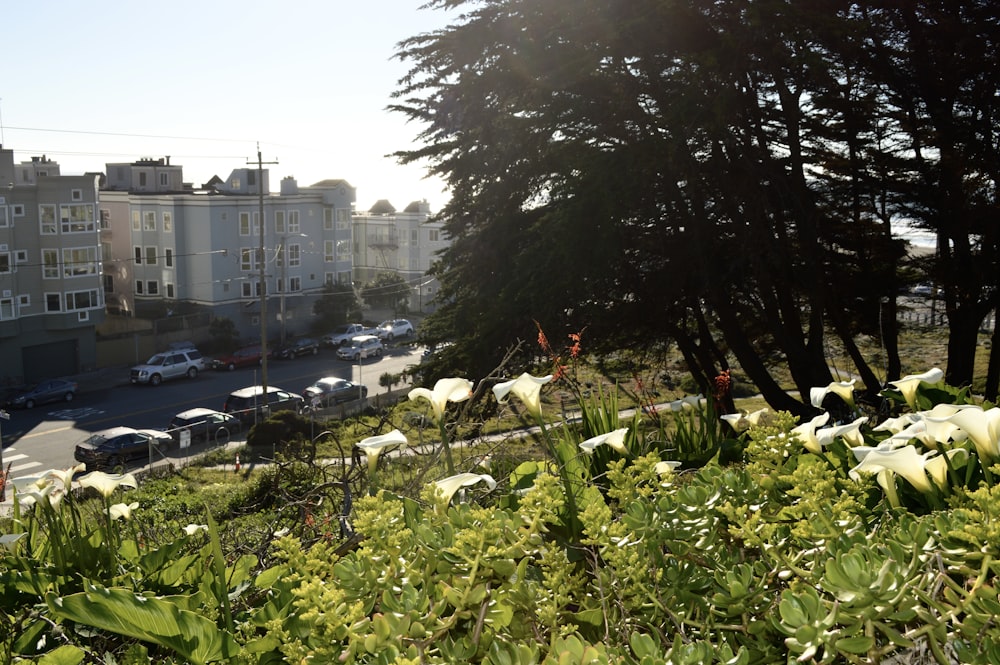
150 374 163 386
109 455 123 469
376 348 383 357
311 347 318 355
227 362 236 371
353 352 360 361
386 332 395 341
25 399 35 409
64 392 74 402
187 367 198 379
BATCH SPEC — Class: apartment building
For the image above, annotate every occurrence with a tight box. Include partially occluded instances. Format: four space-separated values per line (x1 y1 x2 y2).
353 199 447 310
100 160 356 343
0 147 105 383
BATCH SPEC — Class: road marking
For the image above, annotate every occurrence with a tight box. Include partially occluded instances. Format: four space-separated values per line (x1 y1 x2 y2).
3 453 27 463
10 461 42 474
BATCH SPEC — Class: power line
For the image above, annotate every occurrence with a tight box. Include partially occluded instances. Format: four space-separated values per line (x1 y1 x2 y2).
4 125 254 144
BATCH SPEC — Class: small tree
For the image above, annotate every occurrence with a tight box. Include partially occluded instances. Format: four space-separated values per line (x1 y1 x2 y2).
313 282 361 331
208 317 240 353
361 272 410 314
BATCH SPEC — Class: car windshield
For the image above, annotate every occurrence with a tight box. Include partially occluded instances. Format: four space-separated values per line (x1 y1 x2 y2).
146 354 167 366
84 433 109 446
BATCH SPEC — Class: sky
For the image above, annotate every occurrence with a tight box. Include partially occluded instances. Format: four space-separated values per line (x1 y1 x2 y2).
1 0 458 212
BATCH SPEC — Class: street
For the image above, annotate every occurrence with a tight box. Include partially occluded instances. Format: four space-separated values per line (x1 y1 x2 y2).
1 344 424 479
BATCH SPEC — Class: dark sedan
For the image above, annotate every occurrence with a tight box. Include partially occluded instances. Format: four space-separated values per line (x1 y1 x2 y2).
168 408 241 444
274 337 320 359
74 426 161 470
5 379 78 409
303 377 368 407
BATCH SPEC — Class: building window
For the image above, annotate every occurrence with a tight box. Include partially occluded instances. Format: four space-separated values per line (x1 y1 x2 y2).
429 230 440 241
253 211 262 235
139 172 147 187
247 171 256 186
0 298 14 320
135 280 144 295
134 246 142 265
165 283 175 298
145 246 157 265
275 210 286 234
100 208 111 229
324 240 334 262
289 243 301 267
17 294 29 309
336 208 350 229
40 204 57 234
71 189 83 201
60 204 96 233
62 247 99 277
0 205 7 227
338 270 352 285
240 248 255 271
289 276 301 292
239 212 251 236
165 248 173 267
324 272 335 285
288 210 300 233
132 210 141 231
78 311 90 322
147 281 159 295
337 239 351 259
143 211 156 231
46 293 61 312
163 211 173 232
0 253 10 273
103 274 114 293
231 178 241 189
65 289 99 311
15 249 27 264
241 282 252 298
42 250 59 278
324 208 334 230
159 172 169 187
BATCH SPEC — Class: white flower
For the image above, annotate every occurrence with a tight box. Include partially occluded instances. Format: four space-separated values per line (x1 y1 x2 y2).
925 449 970 489
579 428 629 455
668 395 705 411
790 412 831 455
0 533 27 551
492 373 553 420
183 524 208 536
654 460 682 474
873 414 920 434
78 471 138 498
926 406 1000 463
433 473 497 504
888 368 944 410
809 380 856 410
815 416 868 448
409 378 474 422
721 408 769 433
355 429 408 474
849 445 936 493
109 502 140 521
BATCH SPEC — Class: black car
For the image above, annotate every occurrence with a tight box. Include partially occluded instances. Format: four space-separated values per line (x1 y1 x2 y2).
5 378 78 409
274 338 320 359
223 386 305 424
73 426 162 470
303 377 368 408
168 408 241 444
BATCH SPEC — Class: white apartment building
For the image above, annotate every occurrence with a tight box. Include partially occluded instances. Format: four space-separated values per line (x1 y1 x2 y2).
353 199 448 311
0 147 105 383
100 159 356 344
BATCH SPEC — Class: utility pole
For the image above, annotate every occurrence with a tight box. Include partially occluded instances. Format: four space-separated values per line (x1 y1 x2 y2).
248 145 278 415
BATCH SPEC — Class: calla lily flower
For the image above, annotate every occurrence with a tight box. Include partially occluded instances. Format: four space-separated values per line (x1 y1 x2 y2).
849 445 935 493
873 414 920 434
0 533 27 551
183 524 208 536
669 395 705 411
655 460 682 474
355 429 408 474
925 448 970 489
409 378 474 422
492 372 553 420
721 408 770 433
815 416 868 448
579 428 629 455
43 464 86 491
78 471 138 498
809 380 856 410
17 483 55 510
433 472 497 504
925 406 1000 463
109 502 140 521
888 368 944 410
790 412 831 455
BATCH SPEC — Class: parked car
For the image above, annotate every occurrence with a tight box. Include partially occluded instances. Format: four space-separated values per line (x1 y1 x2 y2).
375 318 414 341
168 408 241 444
130 347 205 386
303 377 368 408
73 426 163 470
212 345 266 371
274 337 320 359
322 323 378 348
5 378 78 409
223 385 304 424
336 335 384 361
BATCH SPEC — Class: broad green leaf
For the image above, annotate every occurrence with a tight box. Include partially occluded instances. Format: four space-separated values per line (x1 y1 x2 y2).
835 635 874 654
38 645 86 665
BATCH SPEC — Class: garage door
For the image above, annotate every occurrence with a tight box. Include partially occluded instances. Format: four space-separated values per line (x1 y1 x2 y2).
22 340 78 382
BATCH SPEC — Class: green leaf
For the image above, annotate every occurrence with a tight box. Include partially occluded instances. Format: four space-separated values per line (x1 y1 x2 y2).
38 645 86 665
835 635 874 654
45 587 239 664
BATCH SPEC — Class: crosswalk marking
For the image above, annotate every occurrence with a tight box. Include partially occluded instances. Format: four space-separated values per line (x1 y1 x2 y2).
10 461 41 474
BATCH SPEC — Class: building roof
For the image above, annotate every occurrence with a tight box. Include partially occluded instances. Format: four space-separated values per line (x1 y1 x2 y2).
368 199 396 214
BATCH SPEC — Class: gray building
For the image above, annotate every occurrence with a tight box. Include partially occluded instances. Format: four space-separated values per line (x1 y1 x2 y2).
100 160 356 344
0 146 105 383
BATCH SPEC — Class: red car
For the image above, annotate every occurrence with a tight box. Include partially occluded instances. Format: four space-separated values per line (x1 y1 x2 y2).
211 346 265 371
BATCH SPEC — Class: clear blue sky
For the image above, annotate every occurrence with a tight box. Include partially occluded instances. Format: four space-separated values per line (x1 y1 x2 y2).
1 0 457 212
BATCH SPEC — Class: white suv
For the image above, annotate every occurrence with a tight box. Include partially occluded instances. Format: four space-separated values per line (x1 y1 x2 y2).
376 318 414 341
337 335 384 361
130 347 205 386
